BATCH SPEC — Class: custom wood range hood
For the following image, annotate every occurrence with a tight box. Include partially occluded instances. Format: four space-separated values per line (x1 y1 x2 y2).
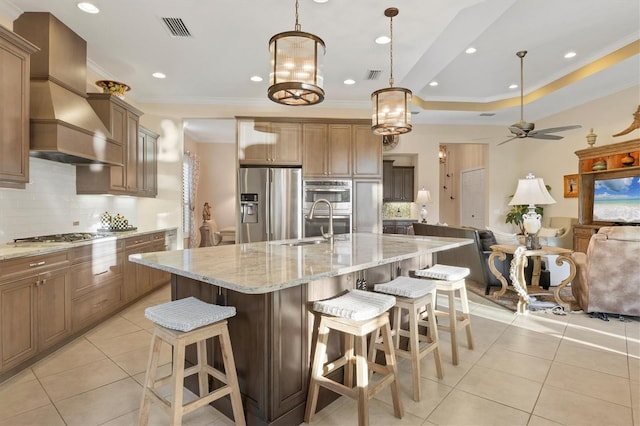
13 12 122 165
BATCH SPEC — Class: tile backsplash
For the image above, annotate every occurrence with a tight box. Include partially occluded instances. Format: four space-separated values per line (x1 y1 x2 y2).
0 158 137 243
383 202 414 219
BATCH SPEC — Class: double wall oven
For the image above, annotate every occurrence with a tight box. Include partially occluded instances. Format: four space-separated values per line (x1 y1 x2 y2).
303 179 352 238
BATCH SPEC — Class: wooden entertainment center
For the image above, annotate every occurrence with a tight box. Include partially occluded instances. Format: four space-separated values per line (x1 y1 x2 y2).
573 138 640 252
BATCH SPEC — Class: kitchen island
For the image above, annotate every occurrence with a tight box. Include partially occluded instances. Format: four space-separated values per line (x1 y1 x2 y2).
129 233 473 425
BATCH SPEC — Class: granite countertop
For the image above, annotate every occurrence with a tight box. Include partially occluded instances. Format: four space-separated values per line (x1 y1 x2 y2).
128 233 473 295
0 227 177 261
383 218 419 221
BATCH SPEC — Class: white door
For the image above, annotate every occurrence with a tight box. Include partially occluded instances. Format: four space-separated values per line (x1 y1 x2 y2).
460 168 485 228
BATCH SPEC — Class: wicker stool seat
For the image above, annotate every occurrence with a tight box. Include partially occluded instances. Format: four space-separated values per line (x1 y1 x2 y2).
304 289 403 426
414 264 474 365
138 297 245 426
371 276 444 401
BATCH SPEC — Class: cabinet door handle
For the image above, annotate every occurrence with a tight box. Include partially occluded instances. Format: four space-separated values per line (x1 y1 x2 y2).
29 261 46 268
94 270 109 276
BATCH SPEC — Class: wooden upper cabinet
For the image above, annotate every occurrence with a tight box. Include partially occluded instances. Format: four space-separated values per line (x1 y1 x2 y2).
0 27 38 189
139 127 159 198
352 125 382 178
76 94 143 195
302 123 351 178
238 120 302 165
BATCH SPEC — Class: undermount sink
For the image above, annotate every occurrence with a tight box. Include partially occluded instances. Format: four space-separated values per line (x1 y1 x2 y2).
279 239 328 247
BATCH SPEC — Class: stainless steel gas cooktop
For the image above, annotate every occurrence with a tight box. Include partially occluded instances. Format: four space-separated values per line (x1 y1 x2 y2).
13 232 108 243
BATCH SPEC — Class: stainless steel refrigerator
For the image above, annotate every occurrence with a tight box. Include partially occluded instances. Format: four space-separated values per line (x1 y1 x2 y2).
238 167 302 243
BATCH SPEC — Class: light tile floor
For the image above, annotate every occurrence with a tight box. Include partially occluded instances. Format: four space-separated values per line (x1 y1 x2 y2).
0 284 638 426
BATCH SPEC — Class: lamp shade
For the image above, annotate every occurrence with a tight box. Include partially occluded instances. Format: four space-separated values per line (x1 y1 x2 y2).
508 174 556 206
415 189 431 204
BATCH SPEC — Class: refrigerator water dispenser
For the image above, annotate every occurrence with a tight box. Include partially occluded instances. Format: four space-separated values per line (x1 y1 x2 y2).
240 193 259 223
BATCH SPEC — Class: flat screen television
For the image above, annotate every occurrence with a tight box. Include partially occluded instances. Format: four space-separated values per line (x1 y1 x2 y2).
593 175 640 224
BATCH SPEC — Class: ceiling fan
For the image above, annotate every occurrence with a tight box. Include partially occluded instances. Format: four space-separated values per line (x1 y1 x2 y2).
499 50 581 146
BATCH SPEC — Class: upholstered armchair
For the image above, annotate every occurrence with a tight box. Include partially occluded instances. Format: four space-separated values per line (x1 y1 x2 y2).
538 217 578 249
571 226 640 316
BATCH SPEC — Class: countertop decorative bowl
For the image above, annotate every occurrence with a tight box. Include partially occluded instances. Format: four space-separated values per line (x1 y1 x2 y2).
95 80 131 99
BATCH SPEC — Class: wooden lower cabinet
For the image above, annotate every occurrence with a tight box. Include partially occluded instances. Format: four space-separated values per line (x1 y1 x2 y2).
125 233 171 303
0 231 171 378
0 258 71 372
573 224 599 253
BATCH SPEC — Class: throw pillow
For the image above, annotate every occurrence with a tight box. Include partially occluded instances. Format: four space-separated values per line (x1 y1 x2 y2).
477 230 498 251
487 227 519 245
538 227 564 237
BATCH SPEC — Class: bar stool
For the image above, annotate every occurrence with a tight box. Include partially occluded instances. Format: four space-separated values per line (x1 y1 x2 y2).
370 276 444 401
304 289 403 426
414 264 474 366
138 297 245 426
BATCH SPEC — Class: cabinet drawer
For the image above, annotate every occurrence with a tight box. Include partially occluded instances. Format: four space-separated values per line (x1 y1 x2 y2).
71 280 122 330
69 240 124 264
70 253 124 299
0 251 70 282
125 234 153 249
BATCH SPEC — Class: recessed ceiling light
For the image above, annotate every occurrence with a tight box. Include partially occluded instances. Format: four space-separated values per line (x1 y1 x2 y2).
250 75 263 82
313 0 329 3
344 79 355 85
429 81 438 87
152 72 166 79
375 36 390 45
465 47 477 54
77 2 99 14
509 84 518 89
564 51 577 59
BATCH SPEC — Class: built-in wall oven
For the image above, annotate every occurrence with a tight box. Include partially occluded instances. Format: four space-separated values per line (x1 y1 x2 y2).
303 179 352 238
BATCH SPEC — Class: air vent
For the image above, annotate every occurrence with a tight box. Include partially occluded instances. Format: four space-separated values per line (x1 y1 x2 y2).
479 113 496 117
365 69 382 80
161 17 192 37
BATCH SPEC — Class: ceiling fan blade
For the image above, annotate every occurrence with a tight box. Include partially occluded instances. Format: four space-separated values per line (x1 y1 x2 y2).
529 133 564 140
498 136 518 146
534 124 582 134
508 126 527 137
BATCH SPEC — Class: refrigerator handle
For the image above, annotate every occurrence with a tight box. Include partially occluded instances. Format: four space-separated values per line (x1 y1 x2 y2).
266 168 271 241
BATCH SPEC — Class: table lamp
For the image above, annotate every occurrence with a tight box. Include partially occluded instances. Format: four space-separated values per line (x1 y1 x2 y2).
508 173 556 249
415 188 431 223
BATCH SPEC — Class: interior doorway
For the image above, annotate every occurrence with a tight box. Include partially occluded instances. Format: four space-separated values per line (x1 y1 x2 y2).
460 167 485 228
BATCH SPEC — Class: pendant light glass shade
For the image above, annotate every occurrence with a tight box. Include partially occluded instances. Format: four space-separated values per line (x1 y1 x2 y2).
371 8 412 135
268 1 325 106
372 87 412 135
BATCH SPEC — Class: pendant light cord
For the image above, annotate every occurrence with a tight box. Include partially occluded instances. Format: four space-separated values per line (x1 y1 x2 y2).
294 0 301 31
389 14 394 87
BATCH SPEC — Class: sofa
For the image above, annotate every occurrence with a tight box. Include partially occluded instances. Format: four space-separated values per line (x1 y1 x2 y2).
571 226 640 316
413 223 549 295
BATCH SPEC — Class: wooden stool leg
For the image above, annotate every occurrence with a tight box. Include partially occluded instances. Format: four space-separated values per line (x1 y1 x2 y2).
447 290 459 365
458 287 474 350
380 319 403 419
408 304 421 401
345 333 355 388
196 340 208 397
355 335 369 426
170 340 186 426
304 318 330 423
138 332 163 426
426 297 444 379
366 326 380 375
219 327 246 426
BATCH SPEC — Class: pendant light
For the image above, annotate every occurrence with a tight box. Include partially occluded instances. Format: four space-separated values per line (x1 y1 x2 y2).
371 8 412 135
268 0 325 106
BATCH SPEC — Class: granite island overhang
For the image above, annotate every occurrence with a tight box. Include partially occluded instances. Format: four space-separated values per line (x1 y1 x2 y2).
128 232 473 425
128 233 473 294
